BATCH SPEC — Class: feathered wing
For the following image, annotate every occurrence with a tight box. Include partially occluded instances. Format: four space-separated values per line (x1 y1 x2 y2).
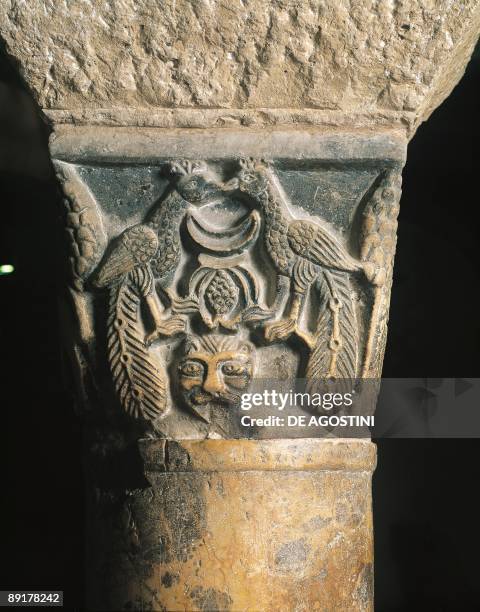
288 220 361 273
93 224 158 288
306 268 358 391
107 266 167 421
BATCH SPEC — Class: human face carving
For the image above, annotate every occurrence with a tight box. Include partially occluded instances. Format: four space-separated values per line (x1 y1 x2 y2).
178 337 254 417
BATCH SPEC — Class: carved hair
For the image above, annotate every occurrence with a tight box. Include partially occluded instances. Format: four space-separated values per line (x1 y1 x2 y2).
184 334 253 356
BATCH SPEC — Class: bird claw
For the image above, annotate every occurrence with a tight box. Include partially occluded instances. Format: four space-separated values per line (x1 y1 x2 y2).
264 318 296 343
242 305 274 323
145 315 186 346
218 317 240 331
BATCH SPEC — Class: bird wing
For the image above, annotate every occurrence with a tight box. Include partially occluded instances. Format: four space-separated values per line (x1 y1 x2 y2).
92 225 158 288
287 220 361 272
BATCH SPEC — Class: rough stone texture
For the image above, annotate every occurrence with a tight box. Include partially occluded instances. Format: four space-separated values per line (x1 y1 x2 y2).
87 438 375 611
2 4 477 610
1 1 479 135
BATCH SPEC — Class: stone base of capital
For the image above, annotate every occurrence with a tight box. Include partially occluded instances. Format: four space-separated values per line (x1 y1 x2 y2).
86 438 376 611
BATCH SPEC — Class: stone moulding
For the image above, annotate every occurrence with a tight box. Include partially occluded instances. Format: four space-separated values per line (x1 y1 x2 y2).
139 437 377 473
50 126 406 163
45 107 418 134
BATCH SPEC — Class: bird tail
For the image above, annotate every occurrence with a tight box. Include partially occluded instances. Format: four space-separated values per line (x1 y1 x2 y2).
107 266 167 421
305 268 358 396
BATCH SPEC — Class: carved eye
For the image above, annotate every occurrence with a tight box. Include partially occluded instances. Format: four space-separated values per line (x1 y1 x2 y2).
179 361 204 377
222 363 248 376
241 172 255 184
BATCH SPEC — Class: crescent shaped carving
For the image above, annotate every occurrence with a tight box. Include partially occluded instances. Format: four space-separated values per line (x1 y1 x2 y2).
186 209 261 255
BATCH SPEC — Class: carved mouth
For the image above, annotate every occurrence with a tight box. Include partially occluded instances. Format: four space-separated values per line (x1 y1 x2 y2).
189 388 242 407
190 390 215 405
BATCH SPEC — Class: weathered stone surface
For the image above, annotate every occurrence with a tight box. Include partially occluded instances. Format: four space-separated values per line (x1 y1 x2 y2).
87 438 375 611
1 1 479 135
2 4 477 610
52 129 403 439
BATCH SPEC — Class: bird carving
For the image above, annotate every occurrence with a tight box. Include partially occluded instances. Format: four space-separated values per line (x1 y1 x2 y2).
230 159 375 380
90 160 234 423
92 160 232 344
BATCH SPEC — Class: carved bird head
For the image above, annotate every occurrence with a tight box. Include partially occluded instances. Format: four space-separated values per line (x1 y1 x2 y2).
169 160 234 204
230 159 269 197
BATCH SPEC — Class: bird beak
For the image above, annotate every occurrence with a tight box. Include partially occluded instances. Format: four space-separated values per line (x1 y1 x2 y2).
222 177 239 192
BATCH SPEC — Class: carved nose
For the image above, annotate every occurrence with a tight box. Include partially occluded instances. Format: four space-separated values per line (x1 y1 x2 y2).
203 368 225 396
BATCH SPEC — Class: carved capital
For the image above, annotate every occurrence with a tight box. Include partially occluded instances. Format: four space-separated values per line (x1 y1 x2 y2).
51 128 405 440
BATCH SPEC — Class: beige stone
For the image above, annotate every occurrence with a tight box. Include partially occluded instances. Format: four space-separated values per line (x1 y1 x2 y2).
87 438 375 611
1 1 479 135
2 4 478 610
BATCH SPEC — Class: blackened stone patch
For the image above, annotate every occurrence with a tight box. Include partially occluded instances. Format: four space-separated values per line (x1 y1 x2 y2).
189 586 233 611
128 473 207 569
161 571 179 588
275 537 310 571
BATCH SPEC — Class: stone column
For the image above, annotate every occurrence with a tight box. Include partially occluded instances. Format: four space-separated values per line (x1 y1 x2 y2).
1 3 478 611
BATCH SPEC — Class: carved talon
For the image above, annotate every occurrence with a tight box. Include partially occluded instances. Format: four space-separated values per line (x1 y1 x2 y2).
264 318 297 342
242 305 274 323
145 315 186 346
218 317 240 331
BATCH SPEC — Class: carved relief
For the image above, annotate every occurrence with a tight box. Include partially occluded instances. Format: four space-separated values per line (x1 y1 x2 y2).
55 155 402 436
105 266 168 421
177 335 255 422
55 161 107 412
56 160 106 292
360 170 402 377
231 159 366 384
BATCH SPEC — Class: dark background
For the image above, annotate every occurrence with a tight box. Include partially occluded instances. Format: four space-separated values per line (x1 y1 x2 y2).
0 42 479 611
